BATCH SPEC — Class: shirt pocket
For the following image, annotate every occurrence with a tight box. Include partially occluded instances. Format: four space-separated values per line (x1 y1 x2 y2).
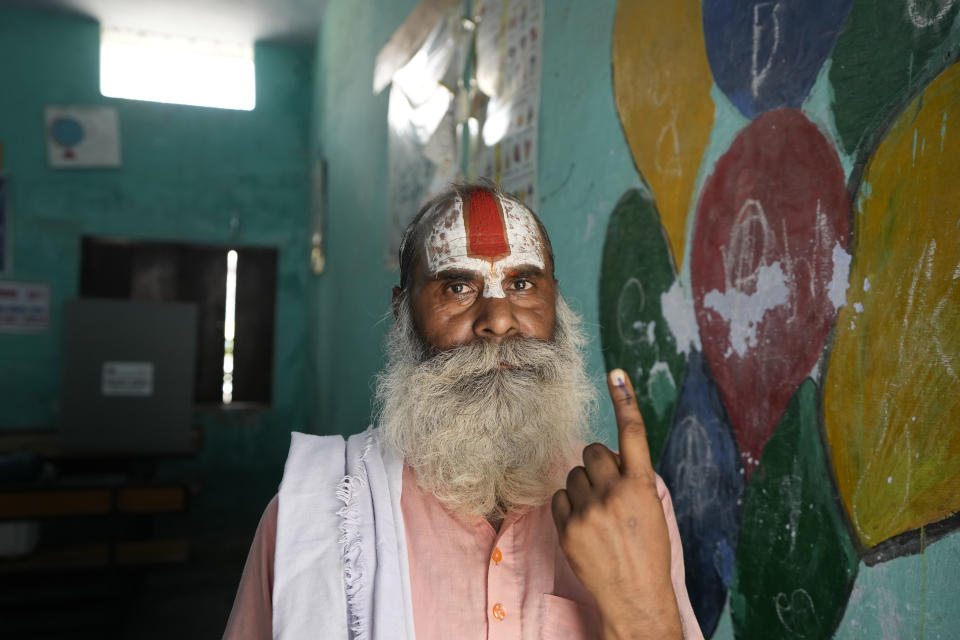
540 594 600 640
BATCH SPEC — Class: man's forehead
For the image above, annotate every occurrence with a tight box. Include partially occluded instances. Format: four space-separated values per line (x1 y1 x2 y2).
422 190 544 265
419 188 546 298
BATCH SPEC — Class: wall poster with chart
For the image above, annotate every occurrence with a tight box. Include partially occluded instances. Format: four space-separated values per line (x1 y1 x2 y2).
470 0 543 204
379 0 543 267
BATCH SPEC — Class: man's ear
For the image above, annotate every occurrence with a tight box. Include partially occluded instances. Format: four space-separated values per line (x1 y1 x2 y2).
391 286 403 319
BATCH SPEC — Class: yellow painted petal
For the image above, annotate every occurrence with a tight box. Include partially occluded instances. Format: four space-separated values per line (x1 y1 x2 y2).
612 0 715 268
824 62 960 548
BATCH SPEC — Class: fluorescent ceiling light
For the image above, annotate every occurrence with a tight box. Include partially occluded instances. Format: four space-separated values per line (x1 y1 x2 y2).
100 28 255 111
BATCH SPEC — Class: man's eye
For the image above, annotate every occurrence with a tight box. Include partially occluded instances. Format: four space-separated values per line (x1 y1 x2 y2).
511 279 533 290
448 282 472 295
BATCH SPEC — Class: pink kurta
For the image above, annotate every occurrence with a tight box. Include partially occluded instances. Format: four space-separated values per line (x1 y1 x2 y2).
223 467 702 640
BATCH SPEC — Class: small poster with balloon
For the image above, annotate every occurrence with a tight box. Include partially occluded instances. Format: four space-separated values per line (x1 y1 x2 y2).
44 106 121 169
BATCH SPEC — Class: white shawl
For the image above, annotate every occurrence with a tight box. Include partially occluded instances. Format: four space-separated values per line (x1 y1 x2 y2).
272 428 416 640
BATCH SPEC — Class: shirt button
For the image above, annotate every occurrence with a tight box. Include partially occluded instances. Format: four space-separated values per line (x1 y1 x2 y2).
492 603 506 621
491 548 502 564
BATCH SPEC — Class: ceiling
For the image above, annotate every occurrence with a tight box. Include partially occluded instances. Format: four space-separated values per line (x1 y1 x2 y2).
0 0 326 44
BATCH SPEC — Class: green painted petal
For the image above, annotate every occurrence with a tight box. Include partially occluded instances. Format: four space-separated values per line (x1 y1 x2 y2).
731 380 858 640
829 0 959 159
599 187 687 464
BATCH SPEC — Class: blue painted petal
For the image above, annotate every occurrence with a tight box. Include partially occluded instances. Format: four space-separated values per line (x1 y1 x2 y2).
702 0 853 118
659 350 744 637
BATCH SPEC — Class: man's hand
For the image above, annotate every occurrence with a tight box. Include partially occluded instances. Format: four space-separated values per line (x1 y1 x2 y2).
551 369 683 640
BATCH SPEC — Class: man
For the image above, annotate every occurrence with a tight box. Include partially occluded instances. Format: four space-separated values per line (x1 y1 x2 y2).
223 182 702 639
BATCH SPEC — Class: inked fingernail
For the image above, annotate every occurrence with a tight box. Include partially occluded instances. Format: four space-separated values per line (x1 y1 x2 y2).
614 372 632 404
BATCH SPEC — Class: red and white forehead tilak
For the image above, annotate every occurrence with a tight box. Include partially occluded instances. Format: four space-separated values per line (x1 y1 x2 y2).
423 189 545 298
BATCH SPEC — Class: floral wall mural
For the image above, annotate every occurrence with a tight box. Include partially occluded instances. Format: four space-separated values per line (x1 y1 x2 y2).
602 1 960 637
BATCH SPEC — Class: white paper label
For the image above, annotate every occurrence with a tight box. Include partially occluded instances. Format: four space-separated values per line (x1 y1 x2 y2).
0 281 51 332
101 361 154 397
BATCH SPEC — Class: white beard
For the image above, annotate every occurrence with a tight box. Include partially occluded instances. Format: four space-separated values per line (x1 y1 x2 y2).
376 295 597 521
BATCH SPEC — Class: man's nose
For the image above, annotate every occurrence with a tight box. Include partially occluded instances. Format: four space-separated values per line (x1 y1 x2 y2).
473 295 518 340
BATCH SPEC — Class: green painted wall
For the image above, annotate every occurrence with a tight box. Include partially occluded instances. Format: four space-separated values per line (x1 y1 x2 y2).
312 0 419 437
313 1 959 638
0 6 313 531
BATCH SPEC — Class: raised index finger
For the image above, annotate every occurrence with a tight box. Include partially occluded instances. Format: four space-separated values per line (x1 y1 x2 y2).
606 369 654 479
